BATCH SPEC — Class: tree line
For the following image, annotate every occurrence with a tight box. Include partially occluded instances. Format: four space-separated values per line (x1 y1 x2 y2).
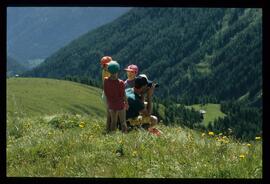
153 97 262 141
208 101 262 141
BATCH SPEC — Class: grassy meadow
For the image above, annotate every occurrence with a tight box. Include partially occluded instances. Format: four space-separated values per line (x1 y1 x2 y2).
185 104 226 126
6 78 262 178
7 77 106 118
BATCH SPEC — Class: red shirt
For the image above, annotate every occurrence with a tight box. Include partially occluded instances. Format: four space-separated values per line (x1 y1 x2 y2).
104 77 125 110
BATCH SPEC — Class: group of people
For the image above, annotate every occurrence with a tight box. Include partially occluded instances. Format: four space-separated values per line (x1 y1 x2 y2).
100 56 159 134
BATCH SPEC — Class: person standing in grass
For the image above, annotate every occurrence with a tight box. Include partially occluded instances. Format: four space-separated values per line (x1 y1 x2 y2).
124 64 139 89
100 56 112 132
100 56 112 84
104 61 129 133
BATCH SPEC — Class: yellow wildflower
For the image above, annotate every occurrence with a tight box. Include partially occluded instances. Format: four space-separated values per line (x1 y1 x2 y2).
221 139 229 144
239 154 245 159
132 151 138 157
247 143 251 147
79 121 85 128
208 132 214 136
255 136 261 140
201 133 206 137
218 133 223 136
25 122 31 128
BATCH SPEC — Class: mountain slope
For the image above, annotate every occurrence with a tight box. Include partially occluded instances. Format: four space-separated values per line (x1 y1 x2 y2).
7 7 131 66
7 78 106 117
23 8 262 107
7 56 28 76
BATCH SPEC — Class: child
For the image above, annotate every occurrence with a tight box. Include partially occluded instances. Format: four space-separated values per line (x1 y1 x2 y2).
100 56 112 132
104 61 129 133
124 64 139 89
100 56 112 85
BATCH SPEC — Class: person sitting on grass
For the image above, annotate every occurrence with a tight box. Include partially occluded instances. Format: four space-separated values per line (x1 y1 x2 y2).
124 64 139 89
125 74 158 131
124 65 152 116
104 61 129 133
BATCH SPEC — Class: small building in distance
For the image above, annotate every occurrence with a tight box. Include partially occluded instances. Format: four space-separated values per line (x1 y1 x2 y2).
199 109 206 119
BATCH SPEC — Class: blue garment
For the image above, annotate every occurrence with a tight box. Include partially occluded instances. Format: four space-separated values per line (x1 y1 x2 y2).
125 88 145 119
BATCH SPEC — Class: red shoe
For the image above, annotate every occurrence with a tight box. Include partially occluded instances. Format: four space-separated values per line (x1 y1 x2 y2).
148 127 161 136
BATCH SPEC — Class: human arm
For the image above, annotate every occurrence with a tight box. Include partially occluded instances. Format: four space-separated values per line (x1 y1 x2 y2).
121 81 129 110
139 95 152 116
103 78 110 105
142 85 155 115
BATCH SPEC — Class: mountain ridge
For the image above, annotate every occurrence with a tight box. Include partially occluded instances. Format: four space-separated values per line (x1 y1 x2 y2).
7 7 131 66
23 8 262 107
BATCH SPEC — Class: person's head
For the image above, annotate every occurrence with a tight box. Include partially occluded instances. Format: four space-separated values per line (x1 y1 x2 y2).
100 56 112 69
107 61 120 77
124 64 138 80
134 74 153 94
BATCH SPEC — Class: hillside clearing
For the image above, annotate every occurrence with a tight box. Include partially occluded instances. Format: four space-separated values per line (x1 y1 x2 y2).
7 78 106 118
185 104 226 126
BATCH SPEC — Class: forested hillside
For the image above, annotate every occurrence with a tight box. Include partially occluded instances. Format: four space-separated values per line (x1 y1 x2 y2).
7 7 130 66
8 8 262 177
23 8 262 108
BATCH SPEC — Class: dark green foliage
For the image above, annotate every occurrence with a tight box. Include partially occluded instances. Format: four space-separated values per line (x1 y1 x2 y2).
21 8 262 141
23 8 262 109
208 101 262 141
63 75 101 88
153 99 203 128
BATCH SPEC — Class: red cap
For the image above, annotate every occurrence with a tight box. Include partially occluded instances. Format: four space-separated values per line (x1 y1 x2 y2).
100 56 112 66
124 64 138 74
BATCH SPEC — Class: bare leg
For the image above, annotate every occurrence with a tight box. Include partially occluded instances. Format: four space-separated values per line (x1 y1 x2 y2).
109 110 118 131
106 108 111 132
118 109 127 133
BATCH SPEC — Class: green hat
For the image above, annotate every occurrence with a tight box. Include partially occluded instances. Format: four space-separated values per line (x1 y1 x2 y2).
107 61 120 74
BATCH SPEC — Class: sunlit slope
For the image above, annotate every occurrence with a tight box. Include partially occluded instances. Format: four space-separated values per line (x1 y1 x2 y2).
7 78 106 117
185 104 226 126
7 113 262 178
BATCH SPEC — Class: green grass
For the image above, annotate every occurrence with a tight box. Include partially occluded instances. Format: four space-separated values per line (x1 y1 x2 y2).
6 78 262 178
185 104 226 126
7 113 262 178
7 78 106 118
